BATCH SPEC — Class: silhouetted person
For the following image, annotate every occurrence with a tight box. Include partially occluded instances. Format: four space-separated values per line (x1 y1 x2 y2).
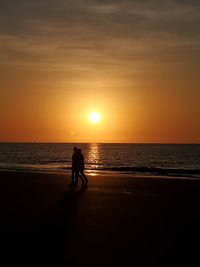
77 148 88 187
71 147 78 184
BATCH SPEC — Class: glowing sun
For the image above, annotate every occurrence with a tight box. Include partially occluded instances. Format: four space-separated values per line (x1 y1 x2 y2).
88 112 101 124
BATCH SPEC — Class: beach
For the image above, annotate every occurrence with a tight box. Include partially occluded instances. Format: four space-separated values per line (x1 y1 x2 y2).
0 171 200 266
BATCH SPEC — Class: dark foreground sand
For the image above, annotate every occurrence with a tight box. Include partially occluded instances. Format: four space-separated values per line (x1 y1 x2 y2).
0 171 200 266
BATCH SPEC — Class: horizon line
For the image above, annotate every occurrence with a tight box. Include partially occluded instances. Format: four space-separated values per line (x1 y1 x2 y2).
0 142 199 145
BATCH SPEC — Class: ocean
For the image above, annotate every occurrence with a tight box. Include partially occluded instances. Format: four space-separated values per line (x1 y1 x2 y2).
0 143 200 177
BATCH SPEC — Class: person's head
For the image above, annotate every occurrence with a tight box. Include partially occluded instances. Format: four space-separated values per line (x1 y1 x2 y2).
74 147 78 153
78 148 81 154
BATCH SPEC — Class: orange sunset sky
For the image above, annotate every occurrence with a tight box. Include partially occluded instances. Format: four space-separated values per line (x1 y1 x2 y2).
1 0 200 143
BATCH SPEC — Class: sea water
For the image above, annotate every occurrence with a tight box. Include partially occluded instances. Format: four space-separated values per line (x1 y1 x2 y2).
0 143 199 177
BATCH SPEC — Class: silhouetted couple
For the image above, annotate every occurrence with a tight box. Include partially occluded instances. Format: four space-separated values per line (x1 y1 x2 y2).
71 147 88 187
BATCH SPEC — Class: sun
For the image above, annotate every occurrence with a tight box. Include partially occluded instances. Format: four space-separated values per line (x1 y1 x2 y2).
88 112 101 124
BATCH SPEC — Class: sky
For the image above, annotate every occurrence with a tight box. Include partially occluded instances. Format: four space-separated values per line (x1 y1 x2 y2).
0 0 200 143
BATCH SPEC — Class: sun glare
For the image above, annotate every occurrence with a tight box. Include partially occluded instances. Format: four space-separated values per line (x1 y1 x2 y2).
89 112 101 124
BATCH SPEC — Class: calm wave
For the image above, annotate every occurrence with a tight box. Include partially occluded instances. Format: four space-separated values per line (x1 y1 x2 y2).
0 143 200 177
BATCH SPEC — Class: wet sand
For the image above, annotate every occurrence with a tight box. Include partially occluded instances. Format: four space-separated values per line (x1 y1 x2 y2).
0 171 200 266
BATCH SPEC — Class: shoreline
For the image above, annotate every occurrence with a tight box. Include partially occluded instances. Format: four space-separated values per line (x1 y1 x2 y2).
0 168 199 180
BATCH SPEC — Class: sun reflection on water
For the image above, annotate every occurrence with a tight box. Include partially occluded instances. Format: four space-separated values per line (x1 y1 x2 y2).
87 143 101 175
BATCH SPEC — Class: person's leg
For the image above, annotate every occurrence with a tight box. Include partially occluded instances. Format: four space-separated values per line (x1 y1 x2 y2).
80 170 88 185
71 168 75 183
77 171 85 188
74 170 79 185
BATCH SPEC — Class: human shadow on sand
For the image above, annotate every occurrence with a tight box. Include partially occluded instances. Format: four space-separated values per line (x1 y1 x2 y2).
1 182 87 266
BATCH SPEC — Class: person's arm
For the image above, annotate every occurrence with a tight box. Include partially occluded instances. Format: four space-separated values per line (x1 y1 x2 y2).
82 155 85 167
72 153 75 163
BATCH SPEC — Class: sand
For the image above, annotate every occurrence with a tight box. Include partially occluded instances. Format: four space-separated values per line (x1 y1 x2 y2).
0 170 200 266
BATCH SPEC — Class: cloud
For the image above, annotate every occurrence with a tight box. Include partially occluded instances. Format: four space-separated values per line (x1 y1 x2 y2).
0 0 199 84
88 3 120 14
